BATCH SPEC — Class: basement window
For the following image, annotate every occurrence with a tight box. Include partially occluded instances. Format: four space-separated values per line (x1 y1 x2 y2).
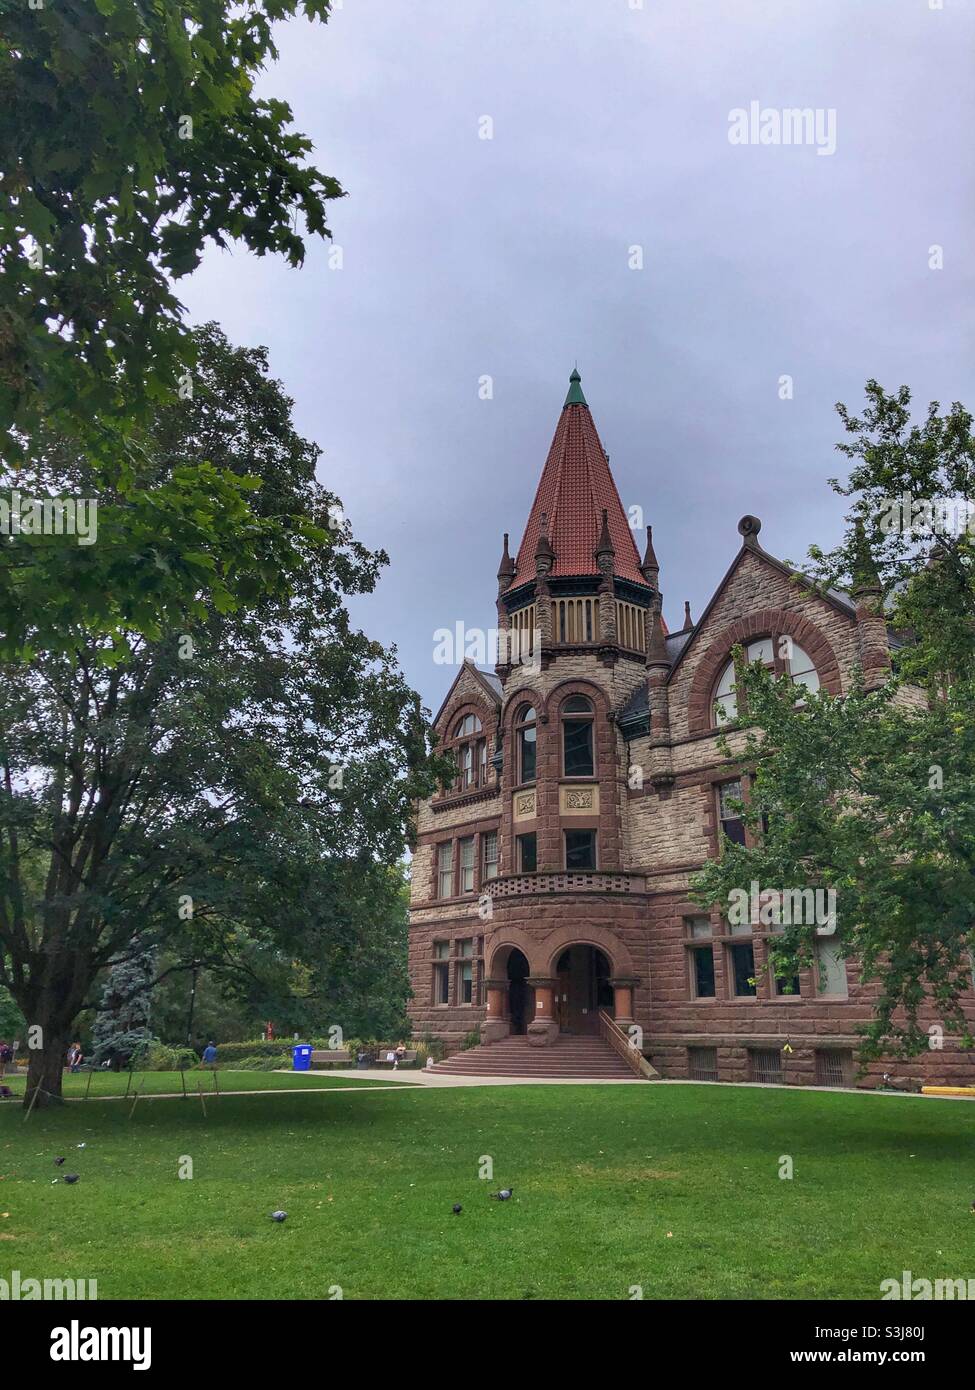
815 1050 852 1087
748 1049 782 1084
688 1047 719 1082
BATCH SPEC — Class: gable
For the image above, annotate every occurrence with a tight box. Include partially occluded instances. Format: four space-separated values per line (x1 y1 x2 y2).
668 548 859 742
432 661 502 734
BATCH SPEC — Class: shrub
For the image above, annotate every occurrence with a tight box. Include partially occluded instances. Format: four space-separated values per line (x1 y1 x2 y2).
420 1033 445 1061
202 1040 293 1062
131 1039 198 1072
216 1053 291 1071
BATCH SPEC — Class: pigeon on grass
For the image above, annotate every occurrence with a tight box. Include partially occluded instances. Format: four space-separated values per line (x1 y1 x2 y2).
490 1188 513 1201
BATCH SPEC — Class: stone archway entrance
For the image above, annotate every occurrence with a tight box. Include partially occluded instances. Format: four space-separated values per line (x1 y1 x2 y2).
506 948 532 1035
554 945 614 1034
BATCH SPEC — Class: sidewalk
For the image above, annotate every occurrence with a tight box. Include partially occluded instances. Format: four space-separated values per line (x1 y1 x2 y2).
307 1068 975 1098
315 1067 643 1087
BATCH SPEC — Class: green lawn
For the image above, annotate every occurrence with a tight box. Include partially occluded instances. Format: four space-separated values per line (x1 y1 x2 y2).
1 1083 972 1299
1 1068 402 1099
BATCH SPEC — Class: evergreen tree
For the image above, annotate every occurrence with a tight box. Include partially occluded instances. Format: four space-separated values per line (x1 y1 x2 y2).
91 951 157 1070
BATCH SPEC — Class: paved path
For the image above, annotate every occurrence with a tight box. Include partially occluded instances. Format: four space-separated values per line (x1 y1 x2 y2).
7 1071 970 1102
49 1070 647 1101
309 1069 975 1099
2 1068 643 1105
310 1067 644 1087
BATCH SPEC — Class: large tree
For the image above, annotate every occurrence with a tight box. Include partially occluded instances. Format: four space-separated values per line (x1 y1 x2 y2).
0 326 442 1106
0 0 343 653
693 383 975 1059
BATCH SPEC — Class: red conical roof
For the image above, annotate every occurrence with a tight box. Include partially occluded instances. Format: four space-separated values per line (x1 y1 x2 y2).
511 373 649 589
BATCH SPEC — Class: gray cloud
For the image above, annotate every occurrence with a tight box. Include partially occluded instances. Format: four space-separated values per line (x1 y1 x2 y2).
182 0 974 713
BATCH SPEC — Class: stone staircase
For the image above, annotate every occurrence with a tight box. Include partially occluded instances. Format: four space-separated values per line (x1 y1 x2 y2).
430 1033 646 1080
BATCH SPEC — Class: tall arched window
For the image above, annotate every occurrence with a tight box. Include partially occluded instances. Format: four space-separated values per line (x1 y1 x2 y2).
449 711 484 790
712 637 820 726
562 695 594 777
515 704 536 784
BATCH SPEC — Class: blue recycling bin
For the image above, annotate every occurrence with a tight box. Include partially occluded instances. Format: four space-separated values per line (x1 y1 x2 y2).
292 1044 313 1072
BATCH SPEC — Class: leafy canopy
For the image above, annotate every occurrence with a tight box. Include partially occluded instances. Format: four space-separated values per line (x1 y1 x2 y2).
0 2 342 655
0 326 445 1105
0 0 342 461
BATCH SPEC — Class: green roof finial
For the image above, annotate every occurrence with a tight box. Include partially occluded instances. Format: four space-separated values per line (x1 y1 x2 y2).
564 366 587 407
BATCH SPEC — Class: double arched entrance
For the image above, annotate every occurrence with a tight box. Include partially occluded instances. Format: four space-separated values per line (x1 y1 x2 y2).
500 943 614 1036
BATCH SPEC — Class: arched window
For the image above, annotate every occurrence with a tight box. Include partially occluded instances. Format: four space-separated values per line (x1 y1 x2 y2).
447 711 486 791
712 637 820 726
515 704 536 784
453 713 482 737
786 643 820 700
562 695 594 777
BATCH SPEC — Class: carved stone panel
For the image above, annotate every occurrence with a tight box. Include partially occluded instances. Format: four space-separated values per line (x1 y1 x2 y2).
559 784 599 815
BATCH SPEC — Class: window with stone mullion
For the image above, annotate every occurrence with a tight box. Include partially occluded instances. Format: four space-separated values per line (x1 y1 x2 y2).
515 704 537 785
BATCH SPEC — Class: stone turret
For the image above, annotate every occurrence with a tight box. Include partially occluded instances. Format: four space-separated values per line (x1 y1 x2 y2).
850 519 891 689
640 526 660 589
643 542 674 792
495 533 516 674
595 507 618 647
497 532 515 593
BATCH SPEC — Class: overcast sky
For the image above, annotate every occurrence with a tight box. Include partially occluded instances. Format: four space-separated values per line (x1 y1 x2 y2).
182 0 974 716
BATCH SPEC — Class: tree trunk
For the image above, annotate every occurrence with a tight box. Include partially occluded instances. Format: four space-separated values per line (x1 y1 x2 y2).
24 1022 69 1109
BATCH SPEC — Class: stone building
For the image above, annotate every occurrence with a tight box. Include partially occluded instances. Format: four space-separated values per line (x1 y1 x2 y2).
407 370 974 1086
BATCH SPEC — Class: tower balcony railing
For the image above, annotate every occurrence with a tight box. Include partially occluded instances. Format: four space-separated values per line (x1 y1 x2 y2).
485 869 647 899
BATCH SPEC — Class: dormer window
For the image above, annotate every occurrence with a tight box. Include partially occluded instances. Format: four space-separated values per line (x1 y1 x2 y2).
447 712 486 791
713 638 820 727
562 695 594 777
515 704 537 785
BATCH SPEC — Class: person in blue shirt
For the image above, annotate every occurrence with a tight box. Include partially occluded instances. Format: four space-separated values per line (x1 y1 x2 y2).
201 1041 218 1065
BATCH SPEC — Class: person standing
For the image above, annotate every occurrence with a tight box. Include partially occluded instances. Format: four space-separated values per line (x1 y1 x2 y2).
0 1040 12 1079
201 1040 218 1066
